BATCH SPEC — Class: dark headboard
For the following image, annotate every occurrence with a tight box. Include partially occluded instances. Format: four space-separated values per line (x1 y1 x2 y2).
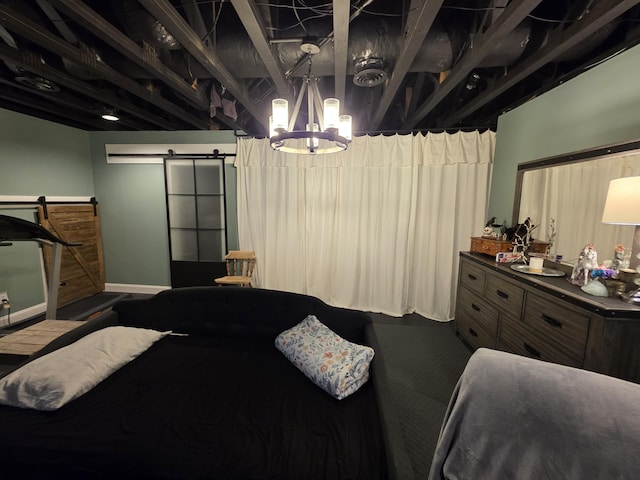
112 287 371 342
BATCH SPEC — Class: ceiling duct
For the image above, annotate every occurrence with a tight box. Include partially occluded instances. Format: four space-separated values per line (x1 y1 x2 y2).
14 74 59 92
102 11 599 85
119 0 181 51
145 18 461 80
353 57 386 87
195 17 532 79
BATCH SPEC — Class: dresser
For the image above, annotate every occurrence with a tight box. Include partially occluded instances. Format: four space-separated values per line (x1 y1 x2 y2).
455 252 640 383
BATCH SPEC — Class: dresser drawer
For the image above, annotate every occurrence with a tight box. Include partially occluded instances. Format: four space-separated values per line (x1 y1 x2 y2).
485 275 524 316
456 286 498 349
459 259 486 296
498 317 584 368
522 293 589 360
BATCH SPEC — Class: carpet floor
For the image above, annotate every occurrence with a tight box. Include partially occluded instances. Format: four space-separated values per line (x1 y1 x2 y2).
369 313 473 479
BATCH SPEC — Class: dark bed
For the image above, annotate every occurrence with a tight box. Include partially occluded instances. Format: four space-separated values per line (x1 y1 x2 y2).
0 287 387 479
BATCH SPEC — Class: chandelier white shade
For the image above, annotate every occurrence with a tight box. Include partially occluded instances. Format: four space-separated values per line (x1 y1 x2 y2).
339 115 352 141
271 99 288 131
323 98 340 130
269 76 352 155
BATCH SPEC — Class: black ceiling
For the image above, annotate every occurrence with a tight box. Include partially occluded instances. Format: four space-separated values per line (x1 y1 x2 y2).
0 0 639 135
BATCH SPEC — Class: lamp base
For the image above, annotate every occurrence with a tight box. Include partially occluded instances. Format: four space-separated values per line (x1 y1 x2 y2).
630 225 640 272
623 287 640 305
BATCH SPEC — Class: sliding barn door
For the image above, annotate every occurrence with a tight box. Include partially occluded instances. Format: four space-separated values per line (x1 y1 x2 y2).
37 204 105 308
164 156 228 287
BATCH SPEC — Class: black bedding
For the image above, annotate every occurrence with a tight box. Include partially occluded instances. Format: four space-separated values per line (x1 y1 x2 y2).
0 332 385 479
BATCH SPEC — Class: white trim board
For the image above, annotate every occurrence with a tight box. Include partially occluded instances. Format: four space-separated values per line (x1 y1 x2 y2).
105 283 170 295
105 143 237 164
0 195 94 204
0 302 46 327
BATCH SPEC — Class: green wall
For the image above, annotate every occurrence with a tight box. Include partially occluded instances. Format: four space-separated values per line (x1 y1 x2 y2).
0 109 93 317
489 43 640 223
0 109 93 196
0 109 238 317
89 130 238 287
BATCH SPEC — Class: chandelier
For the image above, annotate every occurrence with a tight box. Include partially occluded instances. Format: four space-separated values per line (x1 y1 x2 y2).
269 50 352 154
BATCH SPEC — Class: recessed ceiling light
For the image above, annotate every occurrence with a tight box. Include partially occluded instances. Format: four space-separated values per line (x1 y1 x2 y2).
101 111 119 121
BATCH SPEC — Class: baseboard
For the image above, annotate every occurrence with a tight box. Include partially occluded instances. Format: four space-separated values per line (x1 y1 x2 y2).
0 302 47 327
105 283 170 295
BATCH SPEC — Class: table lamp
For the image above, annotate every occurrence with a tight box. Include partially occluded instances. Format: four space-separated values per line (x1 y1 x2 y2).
602 176 640 303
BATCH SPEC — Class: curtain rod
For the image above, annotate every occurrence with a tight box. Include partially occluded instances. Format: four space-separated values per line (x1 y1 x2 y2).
233 127 496 139
357 126 496 136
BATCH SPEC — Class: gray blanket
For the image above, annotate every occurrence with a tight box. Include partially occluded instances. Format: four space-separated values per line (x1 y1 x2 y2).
429 348 640 480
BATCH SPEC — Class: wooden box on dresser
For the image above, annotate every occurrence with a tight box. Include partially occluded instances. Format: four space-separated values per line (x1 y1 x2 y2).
455 252 640 383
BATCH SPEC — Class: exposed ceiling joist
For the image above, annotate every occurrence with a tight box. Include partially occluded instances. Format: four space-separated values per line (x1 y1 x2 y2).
404 0 544 129
230 0 290 100
0 81 116 129
332 0 349 103
0 3 210 129
181 0 209 41
45 0 208 110
0 42 178 129
370 0 443 130
0 1 638 134
441 0 640 126
138 0 262 126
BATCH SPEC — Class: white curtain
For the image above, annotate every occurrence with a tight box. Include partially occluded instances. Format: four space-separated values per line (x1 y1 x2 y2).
235 131 495 320
519 152 640 264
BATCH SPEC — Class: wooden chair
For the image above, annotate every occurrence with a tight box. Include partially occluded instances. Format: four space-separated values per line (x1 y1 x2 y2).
214 250 256 287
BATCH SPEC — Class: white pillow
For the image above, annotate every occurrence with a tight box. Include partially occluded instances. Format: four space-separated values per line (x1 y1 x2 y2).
0 326 169 411
275 315 374 400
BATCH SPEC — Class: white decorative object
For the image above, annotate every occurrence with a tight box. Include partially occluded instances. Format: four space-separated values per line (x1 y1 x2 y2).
529 257 544 273
570 244 598 286
581 278 609 297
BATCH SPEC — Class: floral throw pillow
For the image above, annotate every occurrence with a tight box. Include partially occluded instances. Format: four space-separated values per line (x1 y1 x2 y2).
275 315 375 400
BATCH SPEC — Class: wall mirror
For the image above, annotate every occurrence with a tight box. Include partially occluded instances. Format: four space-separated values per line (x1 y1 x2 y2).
513 139 640 266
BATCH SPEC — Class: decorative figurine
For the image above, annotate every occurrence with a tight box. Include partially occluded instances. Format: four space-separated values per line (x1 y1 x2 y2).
569 244 598 286
482 216 502 238
511 217 537 263
611 244 626 272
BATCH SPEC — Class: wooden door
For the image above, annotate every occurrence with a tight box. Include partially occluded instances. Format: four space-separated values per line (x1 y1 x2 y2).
37 204 105 308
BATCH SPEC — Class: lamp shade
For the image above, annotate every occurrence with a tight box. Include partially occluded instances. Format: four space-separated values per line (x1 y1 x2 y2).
306 123 319 148
339 115 352 140
602 176 640 225
323 98 340 130
271 99 288 131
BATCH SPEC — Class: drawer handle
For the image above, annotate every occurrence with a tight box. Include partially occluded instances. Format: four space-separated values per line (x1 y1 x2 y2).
542 315 563 329
496 290 509 299
467 273 477 281
471 303 481 312
523 342 541 359
468 327 479 338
